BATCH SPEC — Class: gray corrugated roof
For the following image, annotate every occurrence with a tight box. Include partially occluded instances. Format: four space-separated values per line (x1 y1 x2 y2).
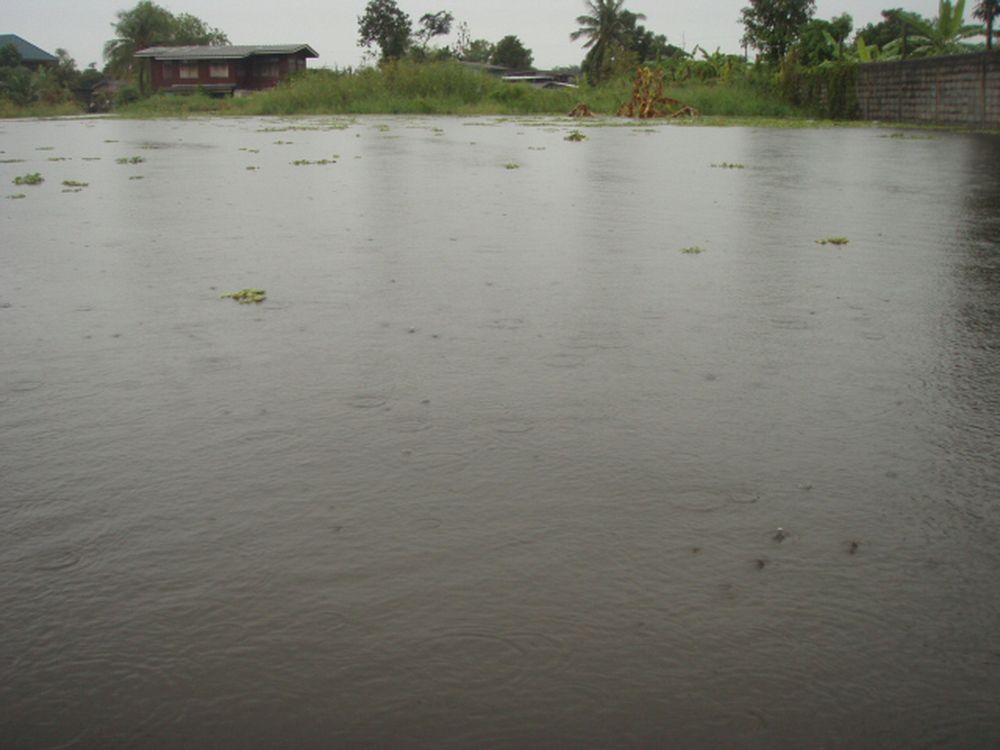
0 34 58 63
135 44 317 60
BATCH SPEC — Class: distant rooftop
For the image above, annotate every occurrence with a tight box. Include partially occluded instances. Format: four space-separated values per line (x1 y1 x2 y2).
135 45 318 60
0 34 58 63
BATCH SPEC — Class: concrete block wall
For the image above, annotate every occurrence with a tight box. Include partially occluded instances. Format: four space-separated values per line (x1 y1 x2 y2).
857 51 1000 127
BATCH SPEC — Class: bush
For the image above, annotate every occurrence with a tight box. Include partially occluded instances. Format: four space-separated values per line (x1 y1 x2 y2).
115 85 141 108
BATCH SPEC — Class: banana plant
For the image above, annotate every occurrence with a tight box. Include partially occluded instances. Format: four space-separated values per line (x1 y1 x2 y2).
903 0 982 56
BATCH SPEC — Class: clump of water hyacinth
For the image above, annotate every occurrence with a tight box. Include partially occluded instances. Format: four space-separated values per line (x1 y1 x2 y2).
680 246 705 254
13 173 43 185
816 237 849 246
221 288 267 304
564 130 587 142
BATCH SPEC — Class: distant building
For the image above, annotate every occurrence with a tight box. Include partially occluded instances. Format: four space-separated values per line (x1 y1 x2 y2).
0 34 58 70
134 45 318 95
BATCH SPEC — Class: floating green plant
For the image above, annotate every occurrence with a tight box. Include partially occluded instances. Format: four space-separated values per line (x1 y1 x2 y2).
504 162 520 170
711 162 745 169
246 166 259 171
6 193 26 200
0 158 25 163
103 139 119 143
564 130 587 141
273 140 293 145
816 237 849 246
291 159 335 166
116 156 145 165
129 175 145 180
35 146 54 151
47 157 70 162
62 180 89 188
680 246 705 254
881 132 936 140
221 288 267 304
13 173 43 186
81 157 102 161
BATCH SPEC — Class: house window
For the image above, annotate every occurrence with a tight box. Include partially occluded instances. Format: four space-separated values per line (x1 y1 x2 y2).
209 63 229 79
161 62 173 81
259 62 280 78
179 63 198 79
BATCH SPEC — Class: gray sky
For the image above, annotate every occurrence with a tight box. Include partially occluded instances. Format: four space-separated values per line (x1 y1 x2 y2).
5 1 950 70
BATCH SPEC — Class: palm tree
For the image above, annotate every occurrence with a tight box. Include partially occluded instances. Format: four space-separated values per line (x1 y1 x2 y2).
103 1 228 92
103 1 175 91
570 0 645 83
974 0 999 49
904 0 981 57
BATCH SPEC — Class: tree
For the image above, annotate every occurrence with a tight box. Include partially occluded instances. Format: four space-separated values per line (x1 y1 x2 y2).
171 13 229 45
0 43 21 69
103 1 228 91
461 39 495 63
491 35 533 69
620 10 676 62
740 0 816 62
796 13 853 66
974 0 999 49
904 0 980 57
571 0 645 82
358 0 413 62
416 11 454 47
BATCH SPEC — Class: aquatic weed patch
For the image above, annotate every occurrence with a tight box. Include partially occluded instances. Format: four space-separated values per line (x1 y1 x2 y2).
116 156 145 165
711 162 745 169
6 193 27 199
564 130 587 142
504 162 520 170
221 288 267 304
291 159 336 166
62 180 89 188
680 246 705 254
13 173 43 186
816 237 849 246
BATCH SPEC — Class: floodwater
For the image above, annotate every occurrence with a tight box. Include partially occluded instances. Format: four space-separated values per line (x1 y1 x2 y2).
1 115 999 749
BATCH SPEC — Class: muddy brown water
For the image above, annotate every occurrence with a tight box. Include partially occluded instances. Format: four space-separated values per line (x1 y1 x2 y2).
2 116 999 748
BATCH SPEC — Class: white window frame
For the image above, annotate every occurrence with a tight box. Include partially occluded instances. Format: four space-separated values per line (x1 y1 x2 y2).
178 63 199 79
209 63 229 79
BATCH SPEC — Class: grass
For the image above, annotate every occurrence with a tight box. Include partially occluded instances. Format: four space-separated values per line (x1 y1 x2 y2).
115 62 806 119
0 100 82 119
13 173 43 186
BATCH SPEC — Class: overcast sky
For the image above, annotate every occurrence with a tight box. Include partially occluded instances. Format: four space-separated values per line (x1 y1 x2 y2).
5 1 951 70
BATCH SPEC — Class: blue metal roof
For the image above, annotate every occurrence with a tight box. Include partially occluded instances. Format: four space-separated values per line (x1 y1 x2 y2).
0 34 58 63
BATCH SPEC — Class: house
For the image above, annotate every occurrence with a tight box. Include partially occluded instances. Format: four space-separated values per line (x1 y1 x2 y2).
0 34 58 70
134 44 318 95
